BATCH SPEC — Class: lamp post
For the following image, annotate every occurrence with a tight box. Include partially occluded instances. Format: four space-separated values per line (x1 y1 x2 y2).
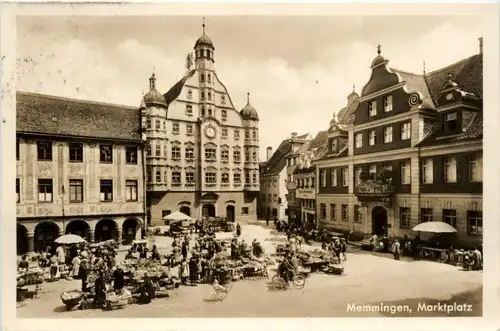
60 185 66 235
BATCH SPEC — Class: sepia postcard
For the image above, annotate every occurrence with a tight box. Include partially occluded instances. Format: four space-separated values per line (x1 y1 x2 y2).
2 2 500 331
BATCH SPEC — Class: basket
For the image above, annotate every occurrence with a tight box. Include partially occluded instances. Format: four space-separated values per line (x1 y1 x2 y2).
62 296 82 308
331 264 344 275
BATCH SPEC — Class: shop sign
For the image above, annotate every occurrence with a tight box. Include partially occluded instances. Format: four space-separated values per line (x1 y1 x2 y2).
296 188 315 199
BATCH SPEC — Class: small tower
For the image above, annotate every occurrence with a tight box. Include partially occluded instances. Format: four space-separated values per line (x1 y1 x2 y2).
194 17 215 71
240 92 260 191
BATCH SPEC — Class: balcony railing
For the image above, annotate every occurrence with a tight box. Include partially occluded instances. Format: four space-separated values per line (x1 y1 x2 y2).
355 180 394 197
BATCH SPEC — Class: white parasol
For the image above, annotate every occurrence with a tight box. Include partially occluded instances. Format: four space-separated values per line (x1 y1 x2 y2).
412 221 457 233
162 211 195 223
54 234 87 245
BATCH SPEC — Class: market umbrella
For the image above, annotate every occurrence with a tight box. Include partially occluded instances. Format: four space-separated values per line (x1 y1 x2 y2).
162 211 194 222
55 234 87 245
411 222 457 233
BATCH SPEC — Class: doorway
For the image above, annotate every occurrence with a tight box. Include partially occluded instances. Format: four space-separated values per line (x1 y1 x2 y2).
180 206 191 216
226 205 235 222
371 206 388 236
202 204 216 217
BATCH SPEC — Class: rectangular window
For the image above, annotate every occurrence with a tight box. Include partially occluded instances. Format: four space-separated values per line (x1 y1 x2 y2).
125 180 138 202
234 130 240 139
400 207 411 228
369 165 377 180
38 179 53 202
330 204 336 221
369 130 376 146
208 92 212 100
155 169 161 183
155 144 161 157
16 178 20 203
99 145 113 163
245 172 250 184
172 123 179 133
444 112 458 132
401 122 411 140
201 92 205 100
186 172 195 183
172 171 181 184
320 170 326 187
147 119 152 129
222 128 228 137
200 73 205 82
245 130 250 139
221 95 226 104
355 133 363 148
100 180 113 202
420 208 433 223
341 204 348 222
16 139 20 160
186 104 193 115
444 156 457 183
69 179 83 203
207 73 211 83
221 150 229 161
146 142 152 157
422 159 433 184
369 100 377 116
354 205 363 223
355 167 362 186
245 151 250 162
187 90 193 99
252 173 257 183
384 95 393 112
233 151 241 162
331 139 338 152
125 146 138 164
233 173 241 183
252 130 257 139
37 141 53 161
205 148 216 160
442 209 457 228
241 207 249 215
467 210 482 235
186 124 193 135
155 119 161 130
341 168 348 187
162 210 171 217
401 160 411 184
469 153 483 182
205 172 217 184
146 167 152 183
69 143 83 162
383 126 393 143
252 151 257 161
185 147 194 159
201 107 206 117
331 169 337 187
222 110 227 119
172 146 181 159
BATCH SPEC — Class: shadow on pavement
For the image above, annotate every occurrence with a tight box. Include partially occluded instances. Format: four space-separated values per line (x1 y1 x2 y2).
53 305 69 313
364 286 482 317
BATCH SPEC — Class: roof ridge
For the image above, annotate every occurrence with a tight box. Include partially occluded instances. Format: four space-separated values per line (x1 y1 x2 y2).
390 67 423 76
17 91 137 110
425 54 481 76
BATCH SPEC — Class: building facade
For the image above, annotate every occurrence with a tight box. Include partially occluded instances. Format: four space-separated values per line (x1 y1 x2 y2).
143 23 260 226
16 92 146 254
313 41 483 247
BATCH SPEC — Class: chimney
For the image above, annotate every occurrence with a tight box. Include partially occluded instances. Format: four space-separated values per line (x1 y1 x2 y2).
479 37 483 55
266 146 273 161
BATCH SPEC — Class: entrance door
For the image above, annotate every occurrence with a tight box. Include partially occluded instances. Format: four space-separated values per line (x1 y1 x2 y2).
226 205 235 222
371 206 388 236
202 204 216 217
180 206 191 216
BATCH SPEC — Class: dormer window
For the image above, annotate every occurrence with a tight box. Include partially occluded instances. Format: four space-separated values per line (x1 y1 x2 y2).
355 133 363 148
369 101 377 116
187 89 193 99
186 104 193 116
208 92 212 100
331 139 338 152
444 112 458 133
384 95 393 112
222 110 227 119
221 95 226 104
207 73 211 83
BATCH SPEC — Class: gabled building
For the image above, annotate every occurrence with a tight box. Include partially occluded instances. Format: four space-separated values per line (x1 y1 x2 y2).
313 39 483 247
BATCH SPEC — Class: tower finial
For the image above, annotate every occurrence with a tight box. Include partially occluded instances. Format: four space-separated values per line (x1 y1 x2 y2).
247 92 250 104
423 61 426 74
202 17 206 34
149 72 156 90
352 84 355 93
377 44 382 55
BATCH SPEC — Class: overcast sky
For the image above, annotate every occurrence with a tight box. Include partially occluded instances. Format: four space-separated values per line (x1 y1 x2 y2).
17 15 483 160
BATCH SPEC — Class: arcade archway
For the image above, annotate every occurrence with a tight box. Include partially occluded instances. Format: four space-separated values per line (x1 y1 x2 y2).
34 221 60 252
123 218 141 245
17 223 29 255
65 220 90 241
180 206 191 216
95 219 118 243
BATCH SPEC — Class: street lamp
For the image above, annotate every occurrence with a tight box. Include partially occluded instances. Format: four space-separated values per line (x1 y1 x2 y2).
60 185 66 234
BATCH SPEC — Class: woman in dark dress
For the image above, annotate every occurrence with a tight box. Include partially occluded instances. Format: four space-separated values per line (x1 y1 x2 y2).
113 267 125 292
151 245 161 261
189 256 199 286
138 273 155 304
94 272 107 308
236 223 241 237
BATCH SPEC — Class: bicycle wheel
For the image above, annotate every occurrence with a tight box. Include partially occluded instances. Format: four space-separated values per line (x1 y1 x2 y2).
272 275 287 291
292 274 306 289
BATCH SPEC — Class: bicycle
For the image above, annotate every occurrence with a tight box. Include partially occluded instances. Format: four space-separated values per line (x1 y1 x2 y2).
272 270 306 291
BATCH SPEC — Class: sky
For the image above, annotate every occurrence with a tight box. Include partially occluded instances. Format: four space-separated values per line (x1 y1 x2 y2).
17 15 484 160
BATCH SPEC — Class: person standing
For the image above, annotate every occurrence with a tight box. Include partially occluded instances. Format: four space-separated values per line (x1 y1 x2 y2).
56 244 66 265
391 239 401 260
266 219 269 227
340 238 347 261
236 223 241 237
189 255 199 286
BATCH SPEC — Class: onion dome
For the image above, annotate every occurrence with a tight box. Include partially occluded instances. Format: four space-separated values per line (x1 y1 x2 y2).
143 73 167 108
194 19 215 50
371 44 387 68
240 92 259 121
347 84 359 102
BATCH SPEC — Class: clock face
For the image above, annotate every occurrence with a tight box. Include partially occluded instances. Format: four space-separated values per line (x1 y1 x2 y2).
205 126 216 138
446 93 454 101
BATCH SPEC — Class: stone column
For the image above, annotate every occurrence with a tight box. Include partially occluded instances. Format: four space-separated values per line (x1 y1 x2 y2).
89 229 95 243
117 228 123 246
27 232 35 253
